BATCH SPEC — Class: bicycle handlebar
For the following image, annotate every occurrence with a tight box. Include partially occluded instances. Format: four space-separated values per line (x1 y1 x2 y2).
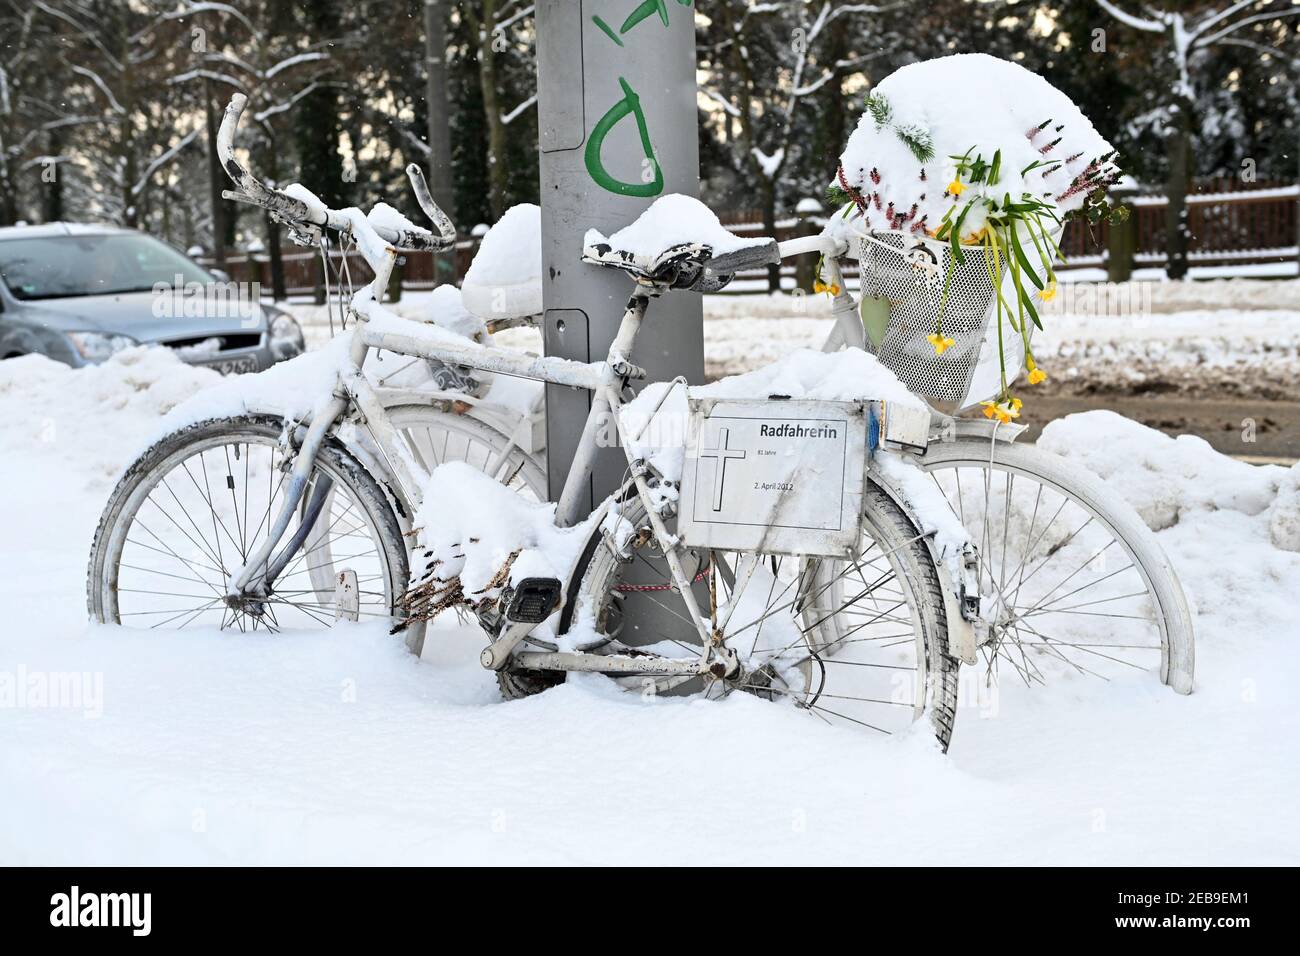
217 93 456 252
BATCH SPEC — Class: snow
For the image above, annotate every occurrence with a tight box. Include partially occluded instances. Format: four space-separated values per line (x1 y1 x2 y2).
367 202 421 236
461 203 543 321
281 182 328 221
410 461 597 604
836 54 1116 238
584 193 771 262
620 348 930 497
1036 411 1284 532
1 296 1298 864
423 283 488 342
693 346 925 409
751 146 784 179
146 334 356 450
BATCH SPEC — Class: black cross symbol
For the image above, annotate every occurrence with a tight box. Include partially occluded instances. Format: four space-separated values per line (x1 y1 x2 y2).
699 426 746 512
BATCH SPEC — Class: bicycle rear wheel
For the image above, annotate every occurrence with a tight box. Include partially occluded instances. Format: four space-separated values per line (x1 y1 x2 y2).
918 438 1194 692
88 416 409 631
385 403 545 500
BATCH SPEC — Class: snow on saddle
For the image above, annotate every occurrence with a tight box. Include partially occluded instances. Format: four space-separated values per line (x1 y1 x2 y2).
461 203 544 322
583 194 779 291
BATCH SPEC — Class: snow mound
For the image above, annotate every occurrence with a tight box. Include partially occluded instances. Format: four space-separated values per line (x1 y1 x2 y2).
462 203 543 320
0 348 222 489
0 347 220 424
1037 411 1285 532
835 53 1115 237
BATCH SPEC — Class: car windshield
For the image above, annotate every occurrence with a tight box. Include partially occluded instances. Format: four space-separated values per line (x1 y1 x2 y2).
0 233 213 301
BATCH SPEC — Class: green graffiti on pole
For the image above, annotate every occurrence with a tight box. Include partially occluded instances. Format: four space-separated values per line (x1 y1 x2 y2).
591 15 624 46
584 76 663 197
618 0 694 34
582 1 693 196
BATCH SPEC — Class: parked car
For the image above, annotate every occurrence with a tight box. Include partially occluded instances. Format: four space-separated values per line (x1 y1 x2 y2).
0 222 304 372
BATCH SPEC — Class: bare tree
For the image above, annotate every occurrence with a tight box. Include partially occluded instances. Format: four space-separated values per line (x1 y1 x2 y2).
161 0 335 292
1095 0 1300 278
461 1 536 219
701 2 888 291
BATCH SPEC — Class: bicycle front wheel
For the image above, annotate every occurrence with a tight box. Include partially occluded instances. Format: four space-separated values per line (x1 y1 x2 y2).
918 438 1194 693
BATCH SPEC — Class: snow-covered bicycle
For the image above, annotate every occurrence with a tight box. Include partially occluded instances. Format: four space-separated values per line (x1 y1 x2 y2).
88 94 975 747
370 214 1197 700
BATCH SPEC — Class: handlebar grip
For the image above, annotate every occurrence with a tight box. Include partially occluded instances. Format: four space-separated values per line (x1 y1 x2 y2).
405 164 456 245
217 95 457 252
217 93 318 226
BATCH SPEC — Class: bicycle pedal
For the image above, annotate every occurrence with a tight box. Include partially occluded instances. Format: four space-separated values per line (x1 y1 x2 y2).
505 577 562 624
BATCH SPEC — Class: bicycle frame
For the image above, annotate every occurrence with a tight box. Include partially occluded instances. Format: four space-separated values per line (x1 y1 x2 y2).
225 225 871 670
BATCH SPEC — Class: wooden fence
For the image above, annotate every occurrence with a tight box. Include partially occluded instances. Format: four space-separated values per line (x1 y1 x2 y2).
202 179 1298 296
1056 179 1298 272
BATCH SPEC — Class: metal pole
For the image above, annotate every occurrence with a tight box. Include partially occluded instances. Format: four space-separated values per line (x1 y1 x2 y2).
423 0 457 284
535 0 704 646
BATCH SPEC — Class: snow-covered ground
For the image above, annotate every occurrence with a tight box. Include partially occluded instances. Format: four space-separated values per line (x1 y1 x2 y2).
1 338 1297 864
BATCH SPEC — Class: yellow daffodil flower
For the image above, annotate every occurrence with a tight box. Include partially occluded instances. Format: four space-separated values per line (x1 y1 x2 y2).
980 397 1023 424
947 179 966 197
927 332 955 355
813 280 842 296
1039 280 1058 303
1026 356 1048 385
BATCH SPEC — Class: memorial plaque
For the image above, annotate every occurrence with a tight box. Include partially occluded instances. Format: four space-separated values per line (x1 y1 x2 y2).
678 398 868 558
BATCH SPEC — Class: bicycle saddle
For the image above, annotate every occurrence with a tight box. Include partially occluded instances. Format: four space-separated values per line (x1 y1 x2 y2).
462 203 543 321
582 194 780 291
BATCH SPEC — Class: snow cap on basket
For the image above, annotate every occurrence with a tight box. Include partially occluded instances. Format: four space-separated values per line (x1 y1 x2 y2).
832 53 1118 242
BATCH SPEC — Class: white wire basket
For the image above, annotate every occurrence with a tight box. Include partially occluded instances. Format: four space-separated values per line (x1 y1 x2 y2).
856 229 1051 413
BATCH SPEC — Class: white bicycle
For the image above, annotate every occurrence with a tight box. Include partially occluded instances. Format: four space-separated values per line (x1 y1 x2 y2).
360 208 1197 700
89 95 972 747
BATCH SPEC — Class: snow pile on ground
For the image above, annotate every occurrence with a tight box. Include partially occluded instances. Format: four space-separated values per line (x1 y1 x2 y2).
1041 410 1299 550
0 348 221 490
1 346 1297 864
1041 412 1300 682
